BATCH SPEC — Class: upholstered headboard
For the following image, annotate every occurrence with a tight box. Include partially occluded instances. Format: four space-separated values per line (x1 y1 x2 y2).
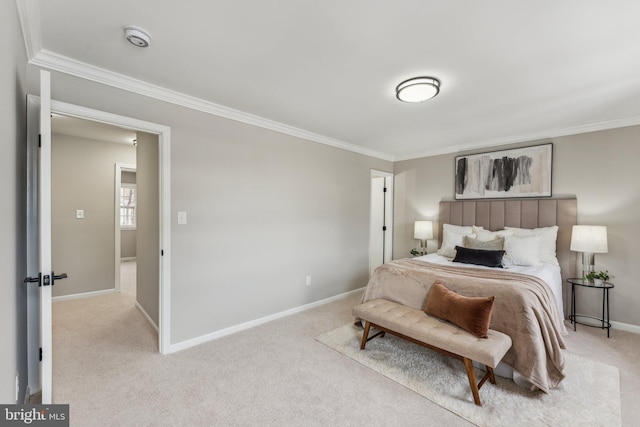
438 199 577 313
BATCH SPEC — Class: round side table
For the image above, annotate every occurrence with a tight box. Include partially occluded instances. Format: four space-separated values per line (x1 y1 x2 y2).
566 278 613 337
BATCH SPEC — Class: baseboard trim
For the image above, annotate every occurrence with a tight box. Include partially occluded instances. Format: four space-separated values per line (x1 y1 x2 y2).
135 301 159 332
167 287 365 354
52 288 116 302
611 320 640 334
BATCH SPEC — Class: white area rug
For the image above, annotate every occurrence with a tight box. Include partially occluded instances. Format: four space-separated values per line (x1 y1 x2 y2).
316 323 621 427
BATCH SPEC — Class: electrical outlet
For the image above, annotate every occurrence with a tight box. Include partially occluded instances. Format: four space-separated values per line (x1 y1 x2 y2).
306 276 312 286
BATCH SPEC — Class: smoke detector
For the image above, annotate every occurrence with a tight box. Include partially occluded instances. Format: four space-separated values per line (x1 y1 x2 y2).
124 25 151 48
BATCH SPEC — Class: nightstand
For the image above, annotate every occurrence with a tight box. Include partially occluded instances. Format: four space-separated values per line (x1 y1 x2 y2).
567 278 614 337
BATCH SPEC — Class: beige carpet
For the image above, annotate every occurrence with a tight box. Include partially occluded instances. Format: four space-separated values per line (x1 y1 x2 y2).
317 323 621 427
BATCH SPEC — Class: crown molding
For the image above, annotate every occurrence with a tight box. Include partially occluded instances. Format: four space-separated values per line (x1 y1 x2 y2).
28 49 395 162
15 0 41 59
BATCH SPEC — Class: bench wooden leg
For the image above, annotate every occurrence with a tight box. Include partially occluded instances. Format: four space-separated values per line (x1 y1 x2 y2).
463 358 482 406
360 321 371 349
463 360 497 406
487 366 496 384
360 321 387 349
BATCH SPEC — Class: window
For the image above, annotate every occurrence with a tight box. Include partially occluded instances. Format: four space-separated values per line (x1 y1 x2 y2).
120 184 136 229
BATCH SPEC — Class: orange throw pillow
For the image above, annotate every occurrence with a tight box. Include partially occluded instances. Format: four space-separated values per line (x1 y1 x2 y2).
425 282 495 338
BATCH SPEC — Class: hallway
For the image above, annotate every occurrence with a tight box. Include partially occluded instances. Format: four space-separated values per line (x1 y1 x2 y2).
52 261 158 405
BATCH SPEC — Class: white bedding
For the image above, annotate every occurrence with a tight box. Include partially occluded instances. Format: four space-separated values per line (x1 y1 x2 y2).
412 253 565 318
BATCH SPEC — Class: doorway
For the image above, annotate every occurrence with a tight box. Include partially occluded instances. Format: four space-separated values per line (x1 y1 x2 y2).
25 96 171 401
369 170 393 276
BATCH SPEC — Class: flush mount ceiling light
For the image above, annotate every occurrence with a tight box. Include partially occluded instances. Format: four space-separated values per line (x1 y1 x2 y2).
124 25 151 48
396 77 440 103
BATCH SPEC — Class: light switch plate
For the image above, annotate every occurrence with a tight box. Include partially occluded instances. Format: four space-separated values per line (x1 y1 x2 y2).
76 209 85 219
177 211 187 225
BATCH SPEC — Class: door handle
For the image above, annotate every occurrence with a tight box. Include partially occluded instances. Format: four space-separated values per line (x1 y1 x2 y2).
23 272 67 286
51 272 68 286
23 273 42 286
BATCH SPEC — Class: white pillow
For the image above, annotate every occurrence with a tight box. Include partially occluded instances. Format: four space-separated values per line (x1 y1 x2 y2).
444 224 476 235
505 226 559 266
437 230 476 258
502 235 542 266
473 227 515 242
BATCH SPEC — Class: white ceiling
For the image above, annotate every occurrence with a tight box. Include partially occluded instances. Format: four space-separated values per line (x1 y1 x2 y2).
52 114 137 145
18 0 640 160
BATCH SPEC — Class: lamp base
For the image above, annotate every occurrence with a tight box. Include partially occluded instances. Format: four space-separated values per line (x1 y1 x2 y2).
581 252 595 280
412 239 428 255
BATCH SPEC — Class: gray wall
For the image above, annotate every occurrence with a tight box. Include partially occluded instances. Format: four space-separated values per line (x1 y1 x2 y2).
121 230 136 259
394 127 640 326
27 68 392 344
122 171 136 184
136 132 159 326
51 133 136 297
121 171 136 258
1 0 27 403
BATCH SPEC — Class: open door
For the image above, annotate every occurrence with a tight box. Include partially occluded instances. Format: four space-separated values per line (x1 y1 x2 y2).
25 70 67 403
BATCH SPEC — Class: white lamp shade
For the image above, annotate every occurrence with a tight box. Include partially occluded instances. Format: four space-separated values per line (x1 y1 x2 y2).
570 225 608 253
414 221 434 240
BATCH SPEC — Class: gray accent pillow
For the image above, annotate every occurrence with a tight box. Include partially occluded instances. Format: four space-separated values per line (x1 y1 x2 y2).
463 235 504 251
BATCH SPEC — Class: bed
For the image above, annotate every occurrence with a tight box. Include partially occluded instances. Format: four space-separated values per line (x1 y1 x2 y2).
360 198 577 393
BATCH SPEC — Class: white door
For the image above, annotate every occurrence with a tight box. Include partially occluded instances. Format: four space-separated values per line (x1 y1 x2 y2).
25 70 64 403
369 176 385 276
369 170 393 276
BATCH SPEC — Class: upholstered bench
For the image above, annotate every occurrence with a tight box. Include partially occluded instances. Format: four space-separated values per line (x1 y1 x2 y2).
352 298 512 406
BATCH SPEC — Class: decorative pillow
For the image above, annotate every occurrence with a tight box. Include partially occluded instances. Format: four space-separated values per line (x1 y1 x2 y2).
463 235 505 251
502 235 542 266
505 226 559 266
425 282 495 338
437 231 475 258
444 224 477 235
436 224 479 258
453 246 505 268
473 227 515 242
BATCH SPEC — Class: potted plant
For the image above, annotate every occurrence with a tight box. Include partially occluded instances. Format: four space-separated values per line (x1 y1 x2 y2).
410 248 427 257
585 270 612 285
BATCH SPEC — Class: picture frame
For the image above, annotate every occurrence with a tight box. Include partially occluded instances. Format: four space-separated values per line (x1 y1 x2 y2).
454 143 552 200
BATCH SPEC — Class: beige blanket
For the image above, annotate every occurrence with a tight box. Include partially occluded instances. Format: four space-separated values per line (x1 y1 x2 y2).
360 258 567 393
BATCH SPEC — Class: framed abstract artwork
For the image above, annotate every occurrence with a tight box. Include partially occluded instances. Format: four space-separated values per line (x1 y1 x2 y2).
455 143 552 200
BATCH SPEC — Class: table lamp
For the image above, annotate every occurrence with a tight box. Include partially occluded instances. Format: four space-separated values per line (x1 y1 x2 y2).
570 225 608 279
414 221 433 255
